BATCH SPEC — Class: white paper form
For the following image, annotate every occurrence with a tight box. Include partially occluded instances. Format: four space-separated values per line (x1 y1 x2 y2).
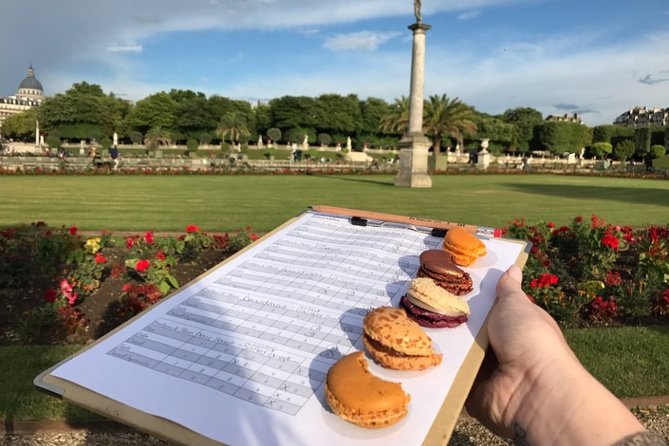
51 211 524 446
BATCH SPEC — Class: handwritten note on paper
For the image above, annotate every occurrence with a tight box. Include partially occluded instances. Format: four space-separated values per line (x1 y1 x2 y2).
50 212 523 446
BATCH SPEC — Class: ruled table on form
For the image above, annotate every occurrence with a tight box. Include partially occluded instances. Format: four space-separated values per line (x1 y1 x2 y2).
105 213 441 415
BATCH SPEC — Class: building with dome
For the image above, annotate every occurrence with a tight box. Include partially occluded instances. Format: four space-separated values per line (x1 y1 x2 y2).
0 65 45 132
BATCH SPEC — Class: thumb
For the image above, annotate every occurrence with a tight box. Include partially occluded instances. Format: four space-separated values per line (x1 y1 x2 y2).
496 265 523 297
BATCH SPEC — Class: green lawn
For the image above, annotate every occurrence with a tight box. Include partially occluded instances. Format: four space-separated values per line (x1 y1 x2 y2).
0 174 667 232
2 326 666 422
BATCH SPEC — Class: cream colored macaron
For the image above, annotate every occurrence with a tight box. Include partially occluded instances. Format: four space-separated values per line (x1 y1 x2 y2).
407 277 470 316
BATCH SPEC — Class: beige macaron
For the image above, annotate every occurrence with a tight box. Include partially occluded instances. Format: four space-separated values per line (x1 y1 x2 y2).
407 277 470 317
363 307 442 370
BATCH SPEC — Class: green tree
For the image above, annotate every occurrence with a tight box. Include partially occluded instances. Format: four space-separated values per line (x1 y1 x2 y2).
172 92 215 140
125 92 177 135
650 145 666 159
66 82 105 97
590 142 613 159
318 133 332 146
316 94 361 135
270 96 321 131
379 96 409 134
199 132 212 145
473 115 513 153
634 127 651 157
0 108 38 141
501 107 543 152
254 103 272 137
144 127 172 150
614 139 635 161
535 121 592 154
423 94 477 155
267 128 281 144
128 130 143 145
359 97 390 136
186 138 199 153
216 112 250 146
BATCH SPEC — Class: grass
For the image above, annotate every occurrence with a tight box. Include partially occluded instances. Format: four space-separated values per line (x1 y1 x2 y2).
0 174 667 233
2 326 666 422
564 325 669 398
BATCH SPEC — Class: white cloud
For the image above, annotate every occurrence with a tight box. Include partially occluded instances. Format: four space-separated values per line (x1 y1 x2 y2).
457 10 480 20
323 31 400 51
106 44 143 53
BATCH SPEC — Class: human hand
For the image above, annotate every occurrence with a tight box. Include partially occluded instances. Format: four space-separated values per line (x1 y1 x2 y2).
466 265 644 444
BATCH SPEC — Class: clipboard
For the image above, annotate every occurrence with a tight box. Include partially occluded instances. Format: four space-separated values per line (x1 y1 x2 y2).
35 206 530 446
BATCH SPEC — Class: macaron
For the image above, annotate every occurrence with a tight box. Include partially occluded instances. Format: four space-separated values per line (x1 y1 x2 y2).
442 227 487 266
418 249 474 295
400 277 470 328
363 307 442 371
325 352 410 429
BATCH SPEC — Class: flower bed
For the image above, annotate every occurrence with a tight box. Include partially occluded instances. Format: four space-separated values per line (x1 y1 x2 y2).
504 215 668 326
1 216 667 346
0 223 257 345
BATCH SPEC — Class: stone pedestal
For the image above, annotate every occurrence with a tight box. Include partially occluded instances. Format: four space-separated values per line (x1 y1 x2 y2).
394 133 432 187
395 21 432 188
476 148 491 170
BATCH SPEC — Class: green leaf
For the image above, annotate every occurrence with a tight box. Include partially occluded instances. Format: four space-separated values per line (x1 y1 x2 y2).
166 274 179 289
158 281 171 295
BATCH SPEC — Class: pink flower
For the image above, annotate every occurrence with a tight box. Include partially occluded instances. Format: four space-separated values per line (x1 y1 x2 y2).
60 279 78 306
69 225 78 235
94 252 108 264
135 259 151 272
144 231 154 244
186 224 200 233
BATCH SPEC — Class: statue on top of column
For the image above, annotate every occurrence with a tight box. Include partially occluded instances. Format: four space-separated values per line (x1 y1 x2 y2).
414 0 422 23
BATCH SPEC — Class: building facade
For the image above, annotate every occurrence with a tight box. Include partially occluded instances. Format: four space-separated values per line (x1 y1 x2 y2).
545 112 583 124
0 65 45 131
613 106 669 127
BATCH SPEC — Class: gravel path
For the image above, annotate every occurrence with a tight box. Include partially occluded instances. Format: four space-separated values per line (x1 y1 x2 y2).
1 406 667 446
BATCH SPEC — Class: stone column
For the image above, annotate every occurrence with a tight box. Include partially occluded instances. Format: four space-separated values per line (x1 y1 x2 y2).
35 119 40 147
394 22 432 188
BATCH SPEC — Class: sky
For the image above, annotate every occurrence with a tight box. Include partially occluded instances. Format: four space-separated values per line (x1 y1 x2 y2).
1 0 668 126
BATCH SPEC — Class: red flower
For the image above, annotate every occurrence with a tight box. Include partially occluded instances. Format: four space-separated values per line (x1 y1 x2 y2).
144 231 154 244
125 237 135 249
574 215 584 223
186 224 200 233
662 289 669 304
250 233 259 241
44 288 57 303
591 214 605 229
530 273 559 288
547 221 555 228
135 259 151 272
94 252 108 264
122 283 132 293
69 225 78 235
601 231 619 250
155 250 166 261
605 271 622 286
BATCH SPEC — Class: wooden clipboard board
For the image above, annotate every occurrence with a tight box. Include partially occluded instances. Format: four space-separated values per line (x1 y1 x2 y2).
35 206 530 446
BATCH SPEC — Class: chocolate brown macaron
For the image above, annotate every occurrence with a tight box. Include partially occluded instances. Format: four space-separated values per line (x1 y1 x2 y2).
325 352 410 429
363 307 442 371
417 249 473 295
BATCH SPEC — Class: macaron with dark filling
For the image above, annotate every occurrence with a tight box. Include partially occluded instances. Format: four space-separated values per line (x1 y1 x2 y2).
400 277 470 328
417 249 473 295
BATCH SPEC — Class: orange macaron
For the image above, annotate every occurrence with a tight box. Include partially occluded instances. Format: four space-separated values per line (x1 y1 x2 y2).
325 352 410 429
442 227 487 266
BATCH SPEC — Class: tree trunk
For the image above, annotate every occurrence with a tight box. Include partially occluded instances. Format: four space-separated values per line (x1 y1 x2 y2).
433 131 441 156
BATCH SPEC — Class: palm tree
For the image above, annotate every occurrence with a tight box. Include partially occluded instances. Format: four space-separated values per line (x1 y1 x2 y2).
379 96 409 134
216 112 250 146
423 94 477 156
144 126 172 150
